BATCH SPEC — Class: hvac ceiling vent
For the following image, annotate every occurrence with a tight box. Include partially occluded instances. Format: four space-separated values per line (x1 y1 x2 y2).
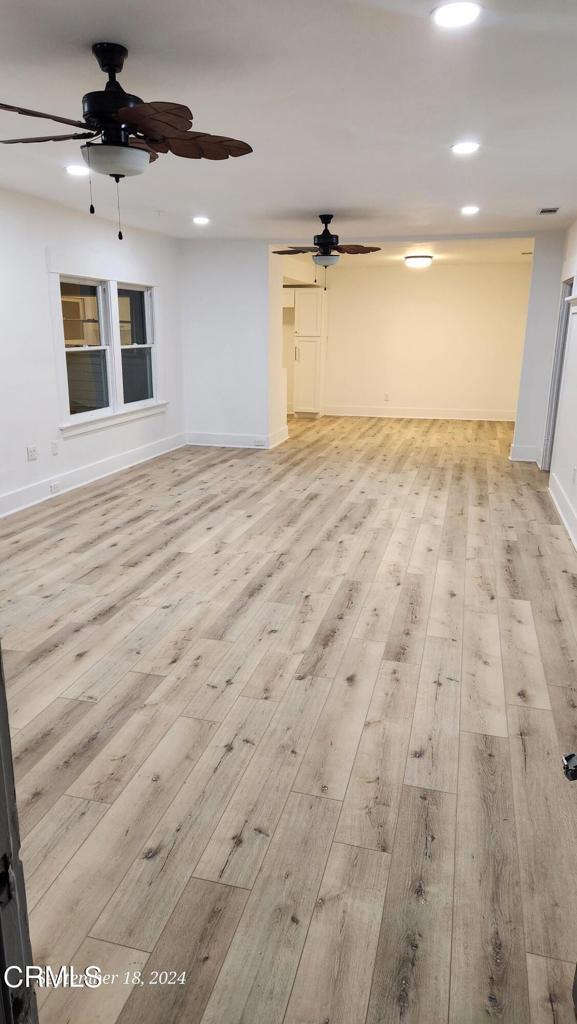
538 207 559 215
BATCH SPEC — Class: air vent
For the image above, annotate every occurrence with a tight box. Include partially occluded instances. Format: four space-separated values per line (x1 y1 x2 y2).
538 207 559 215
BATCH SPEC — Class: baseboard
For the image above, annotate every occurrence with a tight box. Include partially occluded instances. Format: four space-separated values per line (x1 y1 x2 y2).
186 428 288 449
324 405 515 421
268 425 289 448
549 473 577 551
509 444 543 463
0 433 188 518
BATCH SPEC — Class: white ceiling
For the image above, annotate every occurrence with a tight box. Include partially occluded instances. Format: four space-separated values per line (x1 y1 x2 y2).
0 0 576 239
335 236 535 265
283 237 534 281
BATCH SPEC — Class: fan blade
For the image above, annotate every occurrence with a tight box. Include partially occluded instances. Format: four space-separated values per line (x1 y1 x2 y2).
165 131 252 160
0 102 87 129
0 131 97 144
272 248 318 255
129 138 159 162
116 102 193 136
335 244 381 254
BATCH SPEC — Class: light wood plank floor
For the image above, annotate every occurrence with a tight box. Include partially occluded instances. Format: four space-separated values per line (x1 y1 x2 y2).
2 416 577 1024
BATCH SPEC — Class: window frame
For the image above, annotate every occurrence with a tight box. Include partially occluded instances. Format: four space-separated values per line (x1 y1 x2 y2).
60 277 112 419
53 275 161 431
116 283 157 411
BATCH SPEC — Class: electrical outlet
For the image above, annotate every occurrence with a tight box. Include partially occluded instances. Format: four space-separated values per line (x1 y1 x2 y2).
49 482 60 495
26 445 38 462
383 393 390 403
51 440 59 456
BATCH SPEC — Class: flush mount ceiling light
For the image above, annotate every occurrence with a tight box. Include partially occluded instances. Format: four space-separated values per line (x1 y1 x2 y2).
66 163 90 177
405 255 433 268
461 204 480 216
432 2 482 28
451 140 480 155
192 215 210 225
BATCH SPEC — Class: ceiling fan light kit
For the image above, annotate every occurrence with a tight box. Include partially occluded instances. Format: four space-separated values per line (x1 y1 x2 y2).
81 142 149 177
313 253 340 267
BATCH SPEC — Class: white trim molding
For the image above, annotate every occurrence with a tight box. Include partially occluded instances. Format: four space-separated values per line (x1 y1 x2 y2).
185 426 289 449
268 425 289 448
60 401 168 438
0 433 186 519
549 473 577 551
509 443 543 463
324 405 516 421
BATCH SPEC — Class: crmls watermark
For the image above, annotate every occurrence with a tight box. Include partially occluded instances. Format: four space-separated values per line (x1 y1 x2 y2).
5 965 106 989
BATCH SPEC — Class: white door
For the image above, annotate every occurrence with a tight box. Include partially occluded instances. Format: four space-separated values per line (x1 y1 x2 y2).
295 289 322 337
294 340 319 412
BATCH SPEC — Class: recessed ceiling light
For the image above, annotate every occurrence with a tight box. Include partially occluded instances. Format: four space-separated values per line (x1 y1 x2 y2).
192 215 210 226
432 2 482 28
451 140 480 155
66 164 90 177
405 255 434 269
461 205 480 216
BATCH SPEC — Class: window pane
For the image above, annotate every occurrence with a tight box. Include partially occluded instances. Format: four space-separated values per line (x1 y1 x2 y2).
122 348 153 404
118 289 147 345
66 351 109 415
60 282 101 347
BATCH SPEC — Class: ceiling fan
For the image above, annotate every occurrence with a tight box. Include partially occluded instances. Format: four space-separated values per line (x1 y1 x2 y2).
0 42 253 181
273 214 380 267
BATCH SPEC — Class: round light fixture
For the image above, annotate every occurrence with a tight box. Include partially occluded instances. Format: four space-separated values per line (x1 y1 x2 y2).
432 2 482 28
313 253 340 267
66 164 90 177
405 255 433 269
461 204 480 216
192 216 210 226
80 143 149 178
451 140 480 155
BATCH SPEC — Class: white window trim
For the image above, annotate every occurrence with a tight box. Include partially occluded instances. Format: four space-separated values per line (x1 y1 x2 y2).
59 401 168 438
50 273 166 433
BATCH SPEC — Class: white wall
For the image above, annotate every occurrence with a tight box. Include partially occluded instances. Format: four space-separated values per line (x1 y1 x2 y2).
178 241 284 448
0 188 184 516
511 231 566 462
323 260 532 420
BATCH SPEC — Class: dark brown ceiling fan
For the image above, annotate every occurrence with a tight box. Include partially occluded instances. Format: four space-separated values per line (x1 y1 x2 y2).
0 42 252 179
273 214 380 266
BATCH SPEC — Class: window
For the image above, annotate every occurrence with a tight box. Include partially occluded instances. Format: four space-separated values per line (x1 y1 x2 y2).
118 288 154 404
59 279 156 419
60 282 109 415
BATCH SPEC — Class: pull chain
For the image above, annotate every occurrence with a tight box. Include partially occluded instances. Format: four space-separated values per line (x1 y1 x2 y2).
115 177 123 240
86 145 95 214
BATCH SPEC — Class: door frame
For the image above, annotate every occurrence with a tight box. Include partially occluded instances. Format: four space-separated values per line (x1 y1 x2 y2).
540 277 573 471
0 647 38 1024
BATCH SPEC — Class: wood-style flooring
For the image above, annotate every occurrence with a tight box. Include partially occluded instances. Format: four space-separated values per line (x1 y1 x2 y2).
2 416 577 1024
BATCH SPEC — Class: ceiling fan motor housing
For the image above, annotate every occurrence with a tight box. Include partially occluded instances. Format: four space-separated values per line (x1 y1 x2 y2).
82 89 144 145
314 212 339 254
314 228 339 253
84 43 143 145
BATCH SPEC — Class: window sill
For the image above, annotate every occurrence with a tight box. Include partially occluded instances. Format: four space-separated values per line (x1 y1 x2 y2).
59 401 168 438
